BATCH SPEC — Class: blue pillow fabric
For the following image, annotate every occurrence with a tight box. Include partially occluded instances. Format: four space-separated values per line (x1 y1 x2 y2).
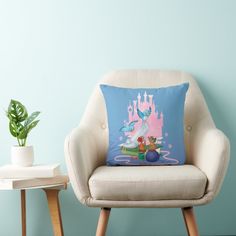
100 83 189 166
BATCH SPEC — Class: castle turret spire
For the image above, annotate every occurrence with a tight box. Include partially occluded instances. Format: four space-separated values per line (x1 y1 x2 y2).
144 91 147 103
137 93 141 107
148 94 153 105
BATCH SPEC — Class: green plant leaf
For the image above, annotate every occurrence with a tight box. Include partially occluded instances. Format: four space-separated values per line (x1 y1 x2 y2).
18 120 40 139
7 100 28 122
9 120 24 137
27 120 40 133
18 128 28 139
24 111 40 127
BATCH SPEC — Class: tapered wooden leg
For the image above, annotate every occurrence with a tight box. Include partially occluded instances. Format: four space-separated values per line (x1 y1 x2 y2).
182 207 199 236
44 189 64 236
21 190 26 236
96 208 111 236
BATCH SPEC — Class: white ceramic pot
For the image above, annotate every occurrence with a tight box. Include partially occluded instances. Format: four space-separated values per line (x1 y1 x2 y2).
11 146 34 167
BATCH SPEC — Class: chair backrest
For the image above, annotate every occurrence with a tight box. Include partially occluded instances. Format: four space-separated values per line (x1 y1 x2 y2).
80 70 215 164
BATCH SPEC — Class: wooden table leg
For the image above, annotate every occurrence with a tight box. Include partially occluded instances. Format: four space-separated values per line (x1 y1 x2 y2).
21 190 26 236
44 189 64 236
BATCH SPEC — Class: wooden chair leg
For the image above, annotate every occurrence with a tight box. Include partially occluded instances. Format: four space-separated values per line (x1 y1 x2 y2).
44 189 64 236
96 208 111 236
182 207 199 236
21 190 26 236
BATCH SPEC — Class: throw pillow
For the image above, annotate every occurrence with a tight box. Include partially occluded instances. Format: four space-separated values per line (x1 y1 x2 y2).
100 83 189 166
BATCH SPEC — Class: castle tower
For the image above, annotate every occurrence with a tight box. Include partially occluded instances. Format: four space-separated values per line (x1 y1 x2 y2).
144 91 147 103
148 94 153 105
137 93 141 107
128 102 133 121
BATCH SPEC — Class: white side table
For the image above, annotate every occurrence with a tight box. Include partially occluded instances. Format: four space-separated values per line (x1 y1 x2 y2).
0 177 68 236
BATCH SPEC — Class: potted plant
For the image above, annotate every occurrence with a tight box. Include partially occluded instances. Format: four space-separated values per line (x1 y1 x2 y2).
6 99 40 166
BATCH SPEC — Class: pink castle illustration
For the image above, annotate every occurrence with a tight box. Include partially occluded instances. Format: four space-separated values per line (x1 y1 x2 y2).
124 91 164 140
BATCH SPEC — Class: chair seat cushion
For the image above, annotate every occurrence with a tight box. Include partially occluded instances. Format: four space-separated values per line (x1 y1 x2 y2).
89 165 207 201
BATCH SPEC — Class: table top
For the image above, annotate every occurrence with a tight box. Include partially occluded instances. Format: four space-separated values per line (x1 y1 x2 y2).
0 175 69 190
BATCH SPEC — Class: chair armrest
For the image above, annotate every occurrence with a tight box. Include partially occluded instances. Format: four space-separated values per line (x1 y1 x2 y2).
191 121 230 198
64 125 100 204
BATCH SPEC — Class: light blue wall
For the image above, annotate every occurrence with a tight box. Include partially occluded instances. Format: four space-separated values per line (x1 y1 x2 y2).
0 0 235 235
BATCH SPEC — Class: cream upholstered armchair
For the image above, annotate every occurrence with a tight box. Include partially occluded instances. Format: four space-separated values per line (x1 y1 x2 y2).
64 70 230 236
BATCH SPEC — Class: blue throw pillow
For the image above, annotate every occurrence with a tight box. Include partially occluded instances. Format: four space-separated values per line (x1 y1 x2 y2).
100 83 189 166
